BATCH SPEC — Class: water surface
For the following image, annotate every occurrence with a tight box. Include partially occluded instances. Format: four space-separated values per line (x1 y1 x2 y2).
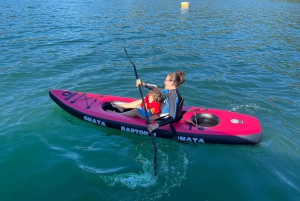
0 0 299 200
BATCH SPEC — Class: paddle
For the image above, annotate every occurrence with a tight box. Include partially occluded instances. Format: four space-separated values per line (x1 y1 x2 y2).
123 48 158 152
124 48 158 175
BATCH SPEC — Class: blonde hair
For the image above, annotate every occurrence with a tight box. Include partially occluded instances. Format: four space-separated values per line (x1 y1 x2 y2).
149 88 163 102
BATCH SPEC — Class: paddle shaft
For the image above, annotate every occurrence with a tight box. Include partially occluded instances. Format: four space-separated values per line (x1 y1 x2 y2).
124 48 158 154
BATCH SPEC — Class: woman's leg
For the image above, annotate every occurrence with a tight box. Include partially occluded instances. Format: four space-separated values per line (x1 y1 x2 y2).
112 99 142 112
149 115 159 121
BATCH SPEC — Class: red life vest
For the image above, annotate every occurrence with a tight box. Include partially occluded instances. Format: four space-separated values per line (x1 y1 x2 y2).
140 95 161 115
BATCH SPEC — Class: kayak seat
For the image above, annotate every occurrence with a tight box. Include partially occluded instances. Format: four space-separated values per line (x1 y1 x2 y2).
155 97 185 122
176 97 184 120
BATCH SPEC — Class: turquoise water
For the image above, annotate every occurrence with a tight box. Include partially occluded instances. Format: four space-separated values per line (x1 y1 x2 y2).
1 0 299 200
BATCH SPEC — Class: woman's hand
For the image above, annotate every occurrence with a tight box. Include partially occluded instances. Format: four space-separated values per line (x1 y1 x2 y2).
136 79 145 87
148 123 159 133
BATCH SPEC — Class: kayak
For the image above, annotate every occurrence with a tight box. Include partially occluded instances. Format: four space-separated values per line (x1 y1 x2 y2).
49 89 263 145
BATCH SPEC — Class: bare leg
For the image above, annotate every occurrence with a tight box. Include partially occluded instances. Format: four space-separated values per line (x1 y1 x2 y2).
112 99 142 112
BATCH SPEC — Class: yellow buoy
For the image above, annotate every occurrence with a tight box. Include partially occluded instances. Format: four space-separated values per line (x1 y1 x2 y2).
181 2 190 8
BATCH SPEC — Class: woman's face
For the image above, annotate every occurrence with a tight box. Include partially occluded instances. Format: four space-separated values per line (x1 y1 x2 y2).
164 75 174 88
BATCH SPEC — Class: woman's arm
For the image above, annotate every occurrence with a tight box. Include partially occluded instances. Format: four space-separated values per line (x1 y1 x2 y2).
136 79 164 90
144 83 165 91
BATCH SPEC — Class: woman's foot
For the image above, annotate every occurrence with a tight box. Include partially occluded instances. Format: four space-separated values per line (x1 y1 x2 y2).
111 103 124 112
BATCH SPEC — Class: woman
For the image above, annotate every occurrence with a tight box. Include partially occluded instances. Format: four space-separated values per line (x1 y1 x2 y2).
113 70 186 132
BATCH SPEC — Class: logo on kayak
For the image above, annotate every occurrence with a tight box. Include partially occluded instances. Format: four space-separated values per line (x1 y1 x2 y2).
65 92 77 101
62 91 77 101
84 116 106 126
62 91 72 96
176 136 204 143
121 126 156 137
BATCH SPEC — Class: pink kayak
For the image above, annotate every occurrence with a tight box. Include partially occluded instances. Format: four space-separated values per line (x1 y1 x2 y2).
49 89 263 145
